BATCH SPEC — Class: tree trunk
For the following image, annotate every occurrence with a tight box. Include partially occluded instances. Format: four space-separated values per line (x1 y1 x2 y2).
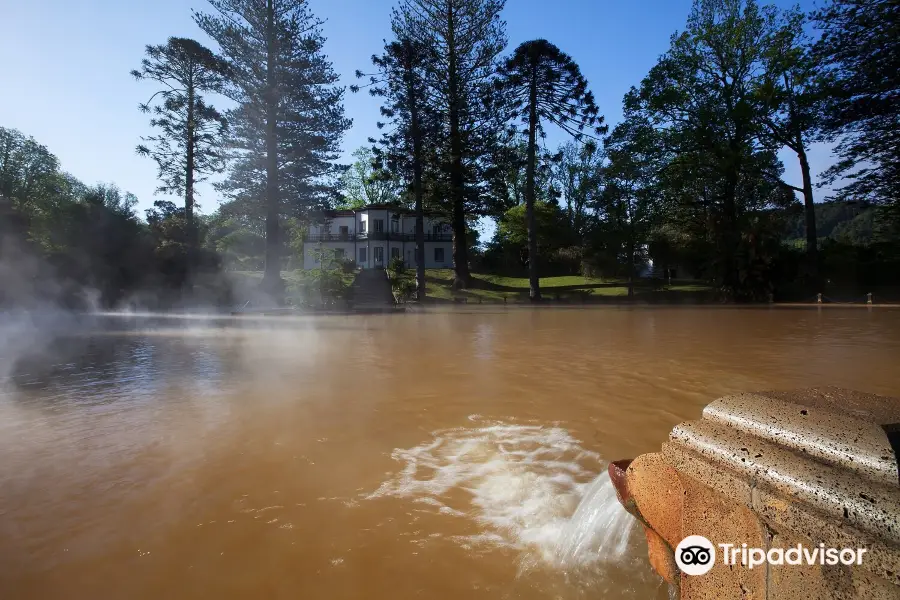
446 3 470 289
573 201 583 241
405 49 427 302
626 201 635 300
798 147 819 283
261 0 281 300
185 75 196 280
414 163 426 302
627 239 635 300
525 65 541 302
721 139 741 298
722 184 738 298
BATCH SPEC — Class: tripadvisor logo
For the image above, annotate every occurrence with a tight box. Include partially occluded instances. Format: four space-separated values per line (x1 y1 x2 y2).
675 535 869 576
676 535 716 576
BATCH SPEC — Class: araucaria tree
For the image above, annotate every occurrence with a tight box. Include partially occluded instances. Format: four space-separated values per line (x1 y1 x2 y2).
393 0 508 289
195 0 351 296
132 37 229 260
496 39 604 301
355 39 437 301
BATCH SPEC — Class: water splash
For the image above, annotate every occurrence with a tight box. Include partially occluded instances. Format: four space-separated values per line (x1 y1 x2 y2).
551 472 634 567
367 419 635 569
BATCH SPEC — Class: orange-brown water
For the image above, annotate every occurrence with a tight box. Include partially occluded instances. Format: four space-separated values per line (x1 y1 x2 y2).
1 307 899 600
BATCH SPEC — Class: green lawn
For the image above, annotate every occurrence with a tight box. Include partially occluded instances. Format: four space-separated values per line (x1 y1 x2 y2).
426 269 617 288
426 281 517 302
477 273 608 288
423 269 714 302
227 268 711 304
424 269 632 301
666 283 714 292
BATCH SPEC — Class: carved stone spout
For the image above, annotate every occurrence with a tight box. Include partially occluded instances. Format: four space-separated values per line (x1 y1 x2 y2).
610 387 900 599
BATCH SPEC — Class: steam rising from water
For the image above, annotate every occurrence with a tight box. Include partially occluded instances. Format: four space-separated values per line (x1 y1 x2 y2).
368 419 635 570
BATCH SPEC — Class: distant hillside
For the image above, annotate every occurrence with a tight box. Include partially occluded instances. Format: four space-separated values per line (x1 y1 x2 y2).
784 200 876 245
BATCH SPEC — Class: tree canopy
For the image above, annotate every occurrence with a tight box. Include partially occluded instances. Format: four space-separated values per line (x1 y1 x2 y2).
814 0 900 225
338 147 402 209
496 38 604 300
132 36 229 259
392 0 509 287
5 0 900 311
195 0 351 295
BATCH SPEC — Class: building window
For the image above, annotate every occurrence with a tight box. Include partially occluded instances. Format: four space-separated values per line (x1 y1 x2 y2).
339 225 349 238
433 224 443 236
391 246 400 259
334 248 345 260
391 219 399 233
434 247 445 263
374 219 384 233
359 247 367 263
360 220 367 233
374 246 384 264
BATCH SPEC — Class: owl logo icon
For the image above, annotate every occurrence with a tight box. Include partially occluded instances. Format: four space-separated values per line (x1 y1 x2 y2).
675 535 716 576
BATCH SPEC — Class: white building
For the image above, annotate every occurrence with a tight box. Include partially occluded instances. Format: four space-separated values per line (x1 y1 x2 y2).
303 204 454 270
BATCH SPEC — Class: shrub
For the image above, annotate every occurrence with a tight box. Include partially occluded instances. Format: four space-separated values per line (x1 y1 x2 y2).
340 258 358 274
303 265 351 309
387 256 406 277
550 246 584 276
392 277 417 303
579 258 600 279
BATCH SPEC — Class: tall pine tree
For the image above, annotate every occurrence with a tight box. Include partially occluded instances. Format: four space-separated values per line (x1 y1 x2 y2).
195 0 351 296
496 39 604 300
132 37 229 264
355 39 437 301
392 0 507 288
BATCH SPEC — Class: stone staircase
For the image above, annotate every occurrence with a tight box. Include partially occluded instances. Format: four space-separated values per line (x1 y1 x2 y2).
350 269 396 311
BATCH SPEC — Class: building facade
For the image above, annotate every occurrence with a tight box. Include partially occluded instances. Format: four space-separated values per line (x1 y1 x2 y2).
303 204 454 270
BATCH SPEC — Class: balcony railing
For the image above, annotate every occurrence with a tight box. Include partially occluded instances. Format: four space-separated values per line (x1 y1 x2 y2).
305 233 354 242
305 232 453 243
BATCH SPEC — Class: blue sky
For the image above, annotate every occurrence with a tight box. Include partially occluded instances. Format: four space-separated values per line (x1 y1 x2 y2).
1 0 833 224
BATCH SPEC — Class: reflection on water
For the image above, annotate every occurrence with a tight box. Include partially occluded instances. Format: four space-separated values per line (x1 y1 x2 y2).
1 307 899 600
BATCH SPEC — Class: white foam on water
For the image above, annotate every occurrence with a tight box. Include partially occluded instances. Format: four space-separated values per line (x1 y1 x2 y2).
368 419 636 570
